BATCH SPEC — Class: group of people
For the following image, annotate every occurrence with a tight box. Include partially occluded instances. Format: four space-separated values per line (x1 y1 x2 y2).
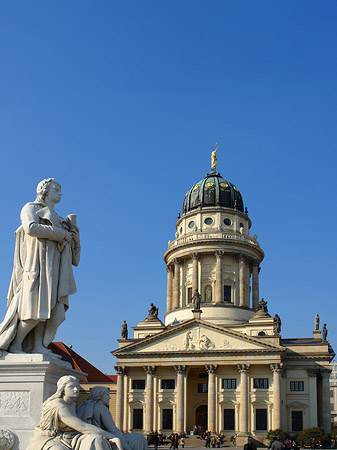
147 432 186 449
203 431 226 448
269 435 322 450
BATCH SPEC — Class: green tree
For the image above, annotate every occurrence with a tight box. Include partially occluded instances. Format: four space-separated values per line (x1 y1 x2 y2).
296 427 330 447
266 429 289 446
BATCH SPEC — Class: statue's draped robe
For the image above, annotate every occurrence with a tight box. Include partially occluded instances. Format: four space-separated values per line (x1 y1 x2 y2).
27 399 111 450
77 401 148 450
0 202 80 351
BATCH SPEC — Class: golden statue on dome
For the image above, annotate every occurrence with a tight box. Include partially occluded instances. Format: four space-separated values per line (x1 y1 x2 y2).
211 142 218 171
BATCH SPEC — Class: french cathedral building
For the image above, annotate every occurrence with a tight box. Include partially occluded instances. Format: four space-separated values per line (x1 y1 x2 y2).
112 155 334 442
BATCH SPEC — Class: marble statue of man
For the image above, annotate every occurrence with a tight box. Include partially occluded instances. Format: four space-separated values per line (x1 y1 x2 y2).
0 178 80 355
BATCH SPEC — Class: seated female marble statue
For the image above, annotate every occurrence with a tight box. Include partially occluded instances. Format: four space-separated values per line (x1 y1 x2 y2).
27 376 123 450
77 386 148 450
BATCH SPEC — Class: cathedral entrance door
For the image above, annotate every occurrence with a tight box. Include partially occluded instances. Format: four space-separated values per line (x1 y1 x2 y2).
195 405 208 434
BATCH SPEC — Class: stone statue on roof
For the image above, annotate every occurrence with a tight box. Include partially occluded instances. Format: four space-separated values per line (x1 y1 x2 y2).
274 314 281 334
121 320 128 339
192 289 201 311
314 313 320 331
258 298 268 313
148 303 159 319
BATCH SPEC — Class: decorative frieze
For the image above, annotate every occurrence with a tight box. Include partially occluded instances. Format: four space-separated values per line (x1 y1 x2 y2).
0 391 29 417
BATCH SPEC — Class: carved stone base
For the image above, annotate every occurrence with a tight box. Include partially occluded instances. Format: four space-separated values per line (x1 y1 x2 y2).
0 352 86 450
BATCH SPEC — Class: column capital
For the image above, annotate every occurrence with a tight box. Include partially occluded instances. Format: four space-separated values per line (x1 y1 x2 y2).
307 368 319 378
239 253 246 262
270 363 283 373
320 368 332 378
191 252 201 260
281 368 287 378
172 258 181 265
143 365 157 375
205 364 218 374
115 365 127 375
237 364 250 373
215 250 225 259
174 365 187 374
166 265 174 273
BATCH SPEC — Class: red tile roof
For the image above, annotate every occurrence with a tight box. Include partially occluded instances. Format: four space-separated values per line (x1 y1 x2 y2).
49 342 115 383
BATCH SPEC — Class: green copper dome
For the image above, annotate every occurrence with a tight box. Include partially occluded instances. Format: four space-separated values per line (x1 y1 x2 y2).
183 170 244 214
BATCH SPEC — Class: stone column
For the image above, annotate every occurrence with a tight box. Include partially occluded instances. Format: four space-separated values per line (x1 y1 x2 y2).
115 366 127 430
191 253 200 293
215 251 224 303
206 364 218 432
252 261 260 309
144 366 157 434
270 363 283 430
239 254 245 306
173 258 181 309
166 265 174 312
174 365 187 433
321 369 331 432
307 369 318 427
238 364 250 435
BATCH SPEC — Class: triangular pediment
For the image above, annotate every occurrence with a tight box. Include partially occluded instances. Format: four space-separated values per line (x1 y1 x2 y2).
112 319 284 356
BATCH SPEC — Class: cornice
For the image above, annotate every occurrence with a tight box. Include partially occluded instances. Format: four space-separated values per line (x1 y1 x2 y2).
114 348 285 359
286 355 333 361
163 237 264 263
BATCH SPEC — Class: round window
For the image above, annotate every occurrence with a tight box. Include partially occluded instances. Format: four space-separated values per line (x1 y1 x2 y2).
188 221 195 229
223 218 231 226
204 217 213 225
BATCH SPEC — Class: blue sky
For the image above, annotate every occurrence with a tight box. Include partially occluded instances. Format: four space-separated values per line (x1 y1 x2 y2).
0 1 336 373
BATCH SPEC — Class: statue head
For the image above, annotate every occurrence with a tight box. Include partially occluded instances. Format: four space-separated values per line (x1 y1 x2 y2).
36 178 61 203
55 375 79 399
88 386 110 405
40 375 80 428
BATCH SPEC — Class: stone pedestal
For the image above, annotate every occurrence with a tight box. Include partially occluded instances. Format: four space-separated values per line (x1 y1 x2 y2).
192 309 202 320
313 330 321 339
0 353 86 450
